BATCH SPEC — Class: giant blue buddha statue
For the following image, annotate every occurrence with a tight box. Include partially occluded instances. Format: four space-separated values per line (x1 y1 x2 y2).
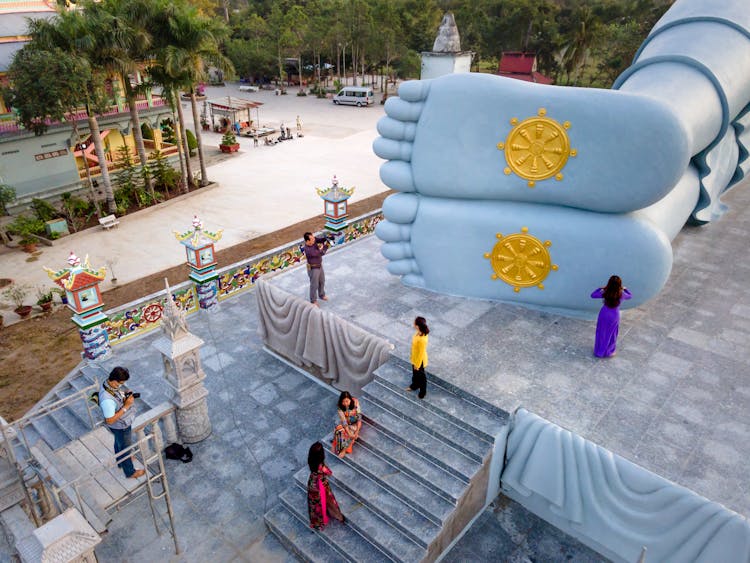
374 0 750 315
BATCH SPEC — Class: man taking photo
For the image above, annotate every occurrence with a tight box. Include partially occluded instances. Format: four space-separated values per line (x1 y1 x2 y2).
302 231 331 306
99 366 145 479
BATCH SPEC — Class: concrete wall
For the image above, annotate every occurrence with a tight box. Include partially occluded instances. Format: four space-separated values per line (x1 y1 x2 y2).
0 130 80 199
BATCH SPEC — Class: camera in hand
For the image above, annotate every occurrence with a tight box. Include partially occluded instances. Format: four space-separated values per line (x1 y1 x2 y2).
124 391 141 399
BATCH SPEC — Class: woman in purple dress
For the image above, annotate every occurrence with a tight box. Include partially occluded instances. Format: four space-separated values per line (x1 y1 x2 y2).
591 275 631 358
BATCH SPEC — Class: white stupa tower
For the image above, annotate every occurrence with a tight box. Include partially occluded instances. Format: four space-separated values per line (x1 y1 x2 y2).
420 12 474 79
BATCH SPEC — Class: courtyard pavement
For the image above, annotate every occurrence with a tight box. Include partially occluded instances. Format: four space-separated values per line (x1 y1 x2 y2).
85 252 602 562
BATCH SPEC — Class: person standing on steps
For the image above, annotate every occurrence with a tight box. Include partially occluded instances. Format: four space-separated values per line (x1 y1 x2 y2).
99 367 146 479
406 316 430 399
302 231 330 306
591 275 632 358
307 442 346 530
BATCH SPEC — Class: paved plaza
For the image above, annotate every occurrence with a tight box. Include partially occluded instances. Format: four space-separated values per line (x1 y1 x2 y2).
0 81 388 312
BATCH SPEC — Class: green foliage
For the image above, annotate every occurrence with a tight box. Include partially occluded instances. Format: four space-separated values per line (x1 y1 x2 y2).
3 283 31 309
186 129 198 156
160 119 176 144
36 286 54 305
60 192 96 232
141 122 154 141
8 215 45 245
0 184 16 215
4 45 93 135
149 150 179 194
115 145 150 207
221 130 237 146
30 198 59 222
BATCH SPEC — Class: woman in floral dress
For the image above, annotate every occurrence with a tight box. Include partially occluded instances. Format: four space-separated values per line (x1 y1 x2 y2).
307 442 345 530
332 391 361 458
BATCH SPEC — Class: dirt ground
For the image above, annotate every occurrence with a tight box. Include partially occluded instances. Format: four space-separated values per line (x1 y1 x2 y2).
0 191 391 421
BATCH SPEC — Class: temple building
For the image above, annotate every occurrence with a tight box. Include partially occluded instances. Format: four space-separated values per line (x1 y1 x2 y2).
0 0 177 207
495 52 553 84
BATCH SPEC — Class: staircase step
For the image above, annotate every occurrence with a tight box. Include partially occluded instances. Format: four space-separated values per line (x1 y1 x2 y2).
291 470 426 562
363 382 489 463
359 399 481 483
265 503 349 563
27 417 68 451
295 454 440 550
374 362 507 441
383 357 508 414
324 431 454 525
49 390 96 434
278 487 395 563
357 422 467 503
46 408 88 443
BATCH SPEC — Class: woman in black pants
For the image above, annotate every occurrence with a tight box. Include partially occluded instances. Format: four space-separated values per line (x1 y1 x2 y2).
405 316 429 399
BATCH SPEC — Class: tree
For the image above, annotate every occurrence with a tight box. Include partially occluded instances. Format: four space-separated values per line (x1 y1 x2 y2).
86 0 157 201
151 0 233 186
285 5 309 92
23 12 117 213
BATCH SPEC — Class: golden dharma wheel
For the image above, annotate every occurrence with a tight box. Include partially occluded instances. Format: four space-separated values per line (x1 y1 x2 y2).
483 227 557 292
498 108 576 187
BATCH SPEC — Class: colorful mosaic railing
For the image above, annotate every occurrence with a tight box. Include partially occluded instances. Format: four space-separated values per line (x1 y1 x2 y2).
103 210 383 346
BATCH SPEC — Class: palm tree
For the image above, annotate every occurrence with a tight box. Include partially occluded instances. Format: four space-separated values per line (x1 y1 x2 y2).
85 0 156 201
27 12 118 213
154 1 233 187
147 63 194 192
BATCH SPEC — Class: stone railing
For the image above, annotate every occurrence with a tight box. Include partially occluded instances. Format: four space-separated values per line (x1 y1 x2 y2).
103 210 383 346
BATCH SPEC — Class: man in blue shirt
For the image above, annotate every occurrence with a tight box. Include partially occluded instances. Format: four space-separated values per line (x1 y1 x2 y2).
99 367 145 479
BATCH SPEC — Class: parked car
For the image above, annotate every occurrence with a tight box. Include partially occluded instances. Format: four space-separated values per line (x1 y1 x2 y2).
239 85 259 92
333 87 374 107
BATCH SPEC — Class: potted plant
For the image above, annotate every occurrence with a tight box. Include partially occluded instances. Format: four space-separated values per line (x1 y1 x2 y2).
219 130 239 153
36 287 54 312
9 214 44 252
3 283 32 318
52 286 68 305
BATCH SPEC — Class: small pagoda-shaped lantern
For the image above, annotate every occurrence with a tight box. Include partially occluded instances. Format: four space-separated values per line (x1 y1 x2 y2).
316 175 355 232
174 215 223 311
45 252 110 361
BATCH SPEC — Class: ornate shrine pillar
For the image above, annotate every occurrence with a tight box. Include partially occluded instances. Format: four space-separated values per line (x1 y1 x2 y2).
44 252 111 362
317 175 355 233
174 215 223 312
152 280 211 443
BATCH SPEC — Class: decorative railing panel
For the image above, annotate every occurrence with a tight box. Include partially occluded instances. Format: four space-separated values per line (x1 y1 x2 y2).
103 211 382 345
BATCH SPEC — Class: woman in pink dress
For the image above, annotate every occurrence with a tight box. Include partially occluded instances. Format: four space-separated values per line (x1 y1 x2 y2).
307 442 345 530
591 275 631 358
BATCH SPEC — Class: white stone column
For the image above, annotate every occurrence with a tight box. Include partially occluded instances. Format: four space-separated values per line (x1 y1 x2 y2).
152 280 211 444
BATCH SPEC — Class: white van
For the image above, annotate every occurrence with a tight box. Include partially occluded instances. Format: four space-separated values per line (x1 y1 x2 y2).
333 87 375 107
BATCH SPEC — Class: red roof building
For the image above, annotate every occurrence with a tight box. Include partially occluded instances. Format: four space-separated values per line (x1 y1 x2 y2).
496 52 553 84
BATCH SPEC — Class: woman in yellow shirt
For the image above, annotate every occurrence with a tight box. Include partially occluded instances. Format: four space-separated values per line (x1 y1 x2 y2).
406 316 430 399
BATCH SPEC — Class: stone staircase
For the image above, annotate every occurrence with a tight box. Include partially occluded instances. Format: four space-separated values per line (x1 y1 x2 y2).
265 357 509 563
10 362 157 458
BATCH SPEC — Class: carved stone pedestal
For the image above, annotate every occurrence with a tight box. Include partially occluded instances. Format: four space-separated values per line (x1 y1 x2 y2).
153 331 211 444
152 280 211 444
